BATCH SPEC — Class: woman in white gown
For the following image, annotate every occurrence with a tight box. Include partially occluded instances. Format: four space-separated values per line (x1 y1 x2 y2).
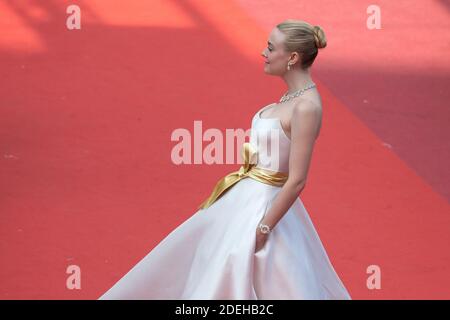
99 19 351 300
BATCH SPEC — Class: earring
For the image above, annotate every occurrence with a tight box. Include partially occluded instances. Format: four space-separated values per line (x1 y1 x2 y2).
287 62 292 70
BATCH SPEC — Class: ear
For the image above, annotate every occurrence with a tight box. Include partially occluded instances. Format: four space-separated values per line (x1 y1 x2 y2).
291 51 302 65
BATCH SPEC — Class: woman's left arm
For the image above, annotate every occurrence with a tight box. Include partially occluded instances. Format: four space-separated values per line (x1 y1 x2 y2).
260 100 322 230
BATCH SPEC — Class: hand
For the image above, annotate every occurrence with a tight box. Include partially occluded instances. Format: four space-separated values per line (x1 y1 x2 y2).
255 228 269 253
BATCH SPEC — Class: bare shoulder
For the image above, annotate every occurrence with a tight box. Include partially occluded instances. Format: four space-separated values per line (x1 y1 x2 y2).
291 98 323 139
291 98 322 120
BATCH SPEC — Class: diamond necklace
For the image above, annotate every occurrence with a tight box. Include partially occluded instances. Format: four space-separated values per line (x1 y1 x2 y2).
279 83 316 103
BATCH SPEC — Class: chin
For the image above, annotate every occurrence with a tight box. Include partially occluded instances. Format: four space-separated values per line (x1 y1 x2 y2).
263 69 276 76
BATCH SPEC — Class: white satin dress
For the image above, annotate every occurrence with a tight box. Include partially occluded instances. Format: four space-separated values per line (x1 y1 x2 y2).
98 104 352 300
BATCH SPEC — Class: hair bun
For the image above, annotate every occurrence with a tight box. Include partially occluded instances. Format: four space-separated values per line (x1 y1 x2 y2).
313 25 327 49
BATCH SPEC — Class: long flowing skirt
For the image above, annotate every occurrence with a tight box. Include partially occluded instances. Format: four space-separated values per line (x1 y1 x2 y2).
99 178 351 300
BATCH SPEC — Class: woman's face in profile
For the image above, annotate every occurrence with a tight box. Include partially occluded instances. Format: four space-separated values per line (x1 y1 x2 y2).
261 28 289 75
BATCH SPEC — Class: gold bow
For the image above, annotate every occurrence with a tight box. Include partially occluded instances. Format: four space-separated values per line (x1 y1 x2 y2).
198 142 289 210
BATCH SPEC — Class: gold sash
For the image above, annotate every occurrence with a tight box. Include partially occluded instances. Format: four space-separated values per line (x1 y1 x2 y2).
198 142 289 210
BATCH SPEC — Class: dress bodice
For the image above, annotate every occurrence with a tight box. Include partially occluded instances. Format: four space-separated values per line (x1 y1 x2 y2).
250 104 291 174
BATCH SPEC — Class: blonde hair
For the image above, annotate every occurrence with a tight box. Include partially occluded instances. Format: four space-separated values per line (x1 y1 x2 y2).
276 19 327 69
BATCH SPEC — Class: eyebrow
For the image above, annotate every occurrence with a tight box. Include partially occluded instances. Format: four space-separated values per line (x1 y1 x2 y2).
267 41 274 46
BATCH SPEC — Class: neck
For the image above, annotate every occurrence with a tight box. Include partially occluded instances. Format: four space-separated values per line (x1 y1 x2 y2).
283 67 313 95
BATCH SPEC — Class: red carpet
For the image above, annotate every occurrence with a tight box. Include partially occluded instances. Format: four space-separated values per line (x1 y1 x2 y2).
0 0 449 299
